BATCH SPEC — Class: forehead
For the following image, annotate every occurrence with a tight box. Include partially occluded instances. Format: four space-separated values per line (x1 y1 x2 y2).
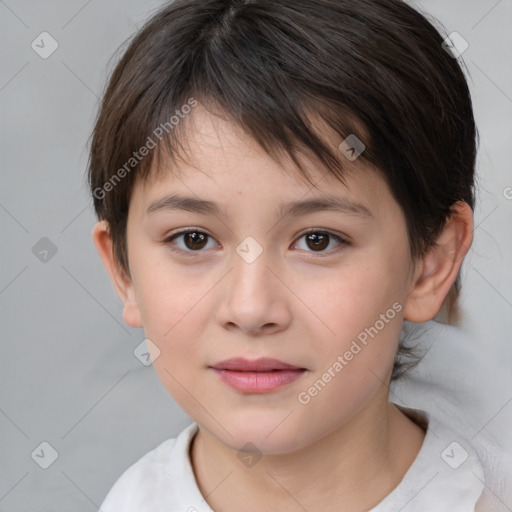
132 106 394 220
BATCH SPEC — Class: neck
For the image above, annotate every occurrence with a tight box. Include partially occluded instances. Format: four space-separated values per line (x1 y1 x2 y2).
190 394 425 511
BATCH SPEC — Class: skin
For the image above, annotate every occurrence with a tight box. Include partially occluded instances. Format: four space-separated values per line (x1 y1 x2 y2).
93 106 474 511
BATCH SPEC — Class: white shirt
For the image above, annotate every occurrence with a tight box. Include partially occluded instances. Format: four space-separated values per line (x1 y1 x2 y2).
99 409 485 512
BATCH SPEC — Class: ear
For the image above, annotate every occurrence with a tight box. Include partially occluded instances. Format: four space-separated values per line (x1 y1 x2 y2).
91 220 143 328
403 201 473 322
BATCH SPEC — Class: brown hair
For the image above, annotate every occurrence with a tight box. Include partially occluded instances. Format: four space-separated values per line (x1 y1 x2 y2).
87 0 478 378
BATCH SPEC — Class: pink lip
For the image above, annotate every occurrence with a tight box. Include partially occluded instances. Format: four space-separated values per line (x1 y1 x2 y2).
211 357 303 372
209 358 307 393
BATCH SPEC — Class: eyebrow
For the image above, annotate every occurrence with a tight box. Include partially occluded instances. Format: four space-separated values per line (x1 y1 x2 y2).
146 193 372 218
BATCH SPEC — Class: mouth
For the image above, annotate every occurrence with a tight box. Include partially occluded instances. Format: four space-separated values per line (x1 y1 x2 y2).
209 357 307 393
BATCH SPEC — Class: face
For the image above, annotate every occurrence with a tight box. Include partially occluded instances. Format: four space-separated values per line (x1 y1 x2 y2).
123 107 417 454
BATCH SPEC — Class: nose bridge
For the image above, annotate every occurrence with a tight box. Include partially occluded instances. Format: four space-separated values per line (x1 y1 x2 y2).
230 234 274 301
216 233 290 334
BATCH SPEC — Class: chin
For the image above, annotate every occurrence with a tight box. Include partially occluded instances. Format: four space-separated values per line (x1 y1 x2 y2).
201 409 314 455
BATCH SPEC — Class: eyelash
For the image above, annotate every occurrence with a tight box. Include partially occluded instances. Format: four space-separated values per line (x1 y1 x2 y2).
162 228 348 257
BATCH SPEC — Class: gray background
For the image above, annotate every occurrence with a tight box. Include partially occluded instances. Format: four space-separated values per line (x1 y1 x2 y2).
0 0 511 510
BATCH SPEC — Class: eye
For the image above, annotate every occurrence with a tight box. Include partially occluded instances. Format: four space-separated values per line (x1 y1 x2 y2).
292 229 347 255
163 228 348 257
163 229 218 255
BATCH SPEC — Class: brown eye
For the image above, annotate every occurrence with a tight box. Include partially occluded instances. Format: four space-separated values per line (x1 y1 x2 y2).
164 229 217 254
293 230 347 255
305 232 330 251
182 231 208 250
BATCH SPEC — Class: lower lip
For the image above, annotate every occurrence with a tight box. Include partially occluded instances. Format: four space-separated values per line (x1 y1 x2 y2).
212 369 306 393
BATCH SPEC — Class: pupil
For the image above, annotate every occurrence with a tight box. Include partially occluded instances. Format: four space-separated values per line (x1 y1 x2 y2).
307 233 328 251
186 232 207 250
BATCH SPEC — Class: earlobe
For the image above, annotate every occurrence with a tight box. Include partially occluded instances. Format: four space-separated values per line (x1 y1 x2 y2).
403 202 473 322
91 221 143 328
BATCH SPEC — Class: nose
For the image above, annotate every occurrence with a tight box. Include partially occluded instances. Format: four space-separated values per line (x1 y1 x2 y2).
215 243 292 336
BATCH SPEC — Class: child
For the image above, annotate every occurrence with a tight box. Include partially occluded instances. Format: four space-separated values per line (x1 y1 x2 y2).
88 0 488 509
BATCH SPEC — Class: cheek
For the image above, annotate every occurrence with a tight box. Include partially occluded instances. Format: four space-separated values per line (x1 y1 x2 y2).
131 246 209 334
306 258 405 336
295 250 407 381
295 278 403 421
137 266 211 416
129 253 215 391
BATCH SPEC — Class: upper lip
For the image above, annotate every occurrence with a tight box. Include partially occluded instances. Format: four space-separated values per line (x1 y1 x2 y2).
209 357 305 372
